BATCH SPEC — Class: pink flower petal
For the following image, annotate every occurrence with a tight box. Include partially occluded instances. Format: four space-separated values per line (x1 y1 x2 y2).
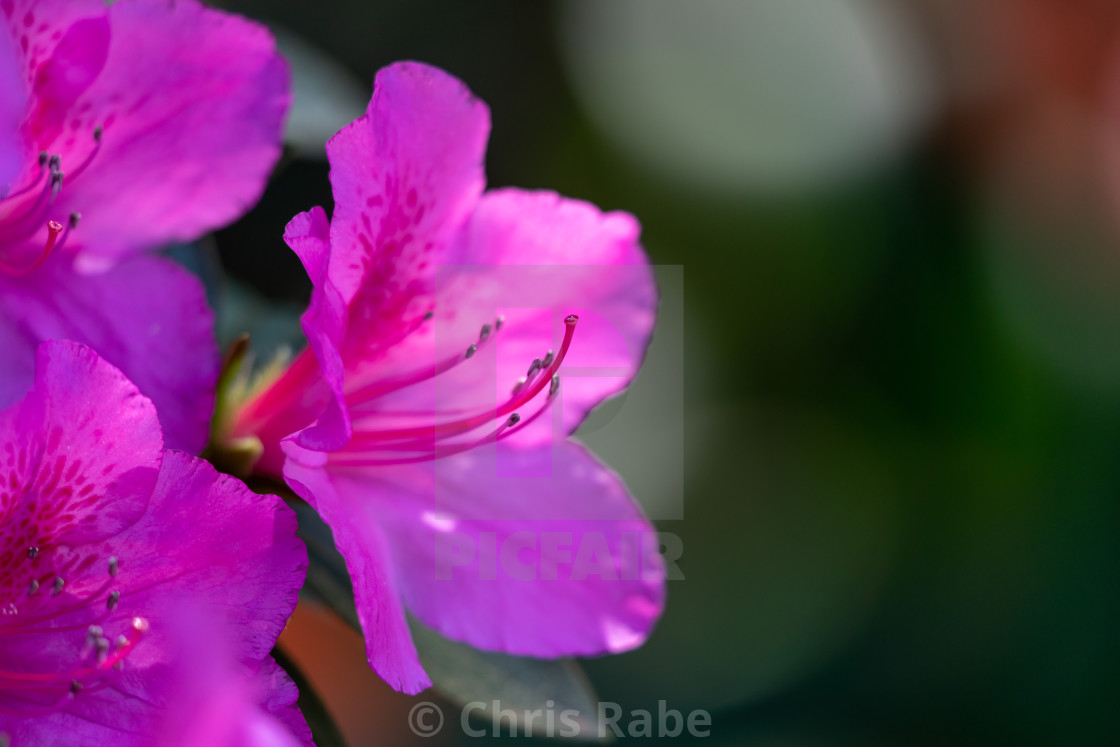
252 657 314 747
0 11 27 186
0 343 307 743
157 608 311 747
293 441 664 673
0 253 218 453
325 60 489 311
21 0 289 264
275 60 491 453
346 189 657 447
0 1 103 86
21 13 108 145
284 446 432 694
0 339 161 545
114 451 305 666
285 206 350 452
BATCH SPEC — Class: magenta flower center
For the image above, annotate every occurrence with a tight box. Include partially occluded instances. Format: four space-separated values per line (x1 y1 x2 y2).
0 128 101 276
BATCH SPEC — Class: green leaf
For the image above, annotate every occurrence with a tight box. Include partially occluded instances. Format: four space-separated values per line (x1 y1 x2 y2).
410 619 609 741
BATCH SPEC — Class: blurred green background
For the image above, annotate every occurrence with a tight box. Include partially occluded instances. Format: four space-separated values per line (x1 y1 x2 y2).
208 0 1120 743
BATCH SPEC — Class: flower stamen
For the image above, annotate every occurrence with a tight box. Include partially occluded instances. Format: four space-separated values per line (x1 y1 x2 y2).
345 314 577 446
0 220 64 277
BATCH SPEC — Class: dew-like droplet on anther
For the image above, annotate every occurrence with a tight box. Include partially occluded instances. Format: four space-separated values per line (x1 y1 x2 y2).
526 358 542 378
542 350 554 368
465 343 477 359
27 546 39 559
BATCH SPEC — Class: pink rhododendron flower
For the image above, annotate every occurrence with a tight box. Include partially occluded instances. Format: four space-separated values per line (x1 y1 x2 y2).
0 0 290 452
229 62 664 694
0 341 308 746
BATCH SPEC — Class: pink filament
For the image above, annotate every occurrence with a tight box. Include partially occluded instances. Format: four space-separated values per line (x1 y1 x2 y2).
0 220 63 277
0 618 146 685
332 377 560 467
346 314 577 447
